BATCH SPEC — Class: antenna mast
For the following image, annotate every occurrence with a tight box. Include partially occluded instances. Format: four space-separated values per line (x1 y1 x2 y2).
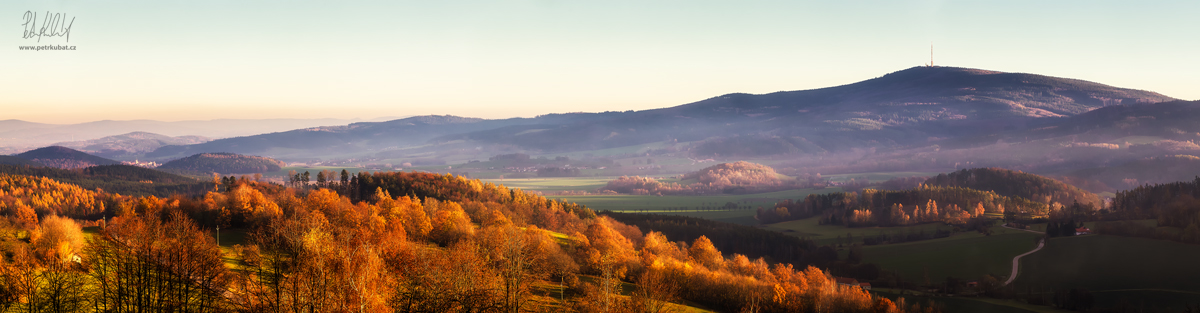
929 43 934 67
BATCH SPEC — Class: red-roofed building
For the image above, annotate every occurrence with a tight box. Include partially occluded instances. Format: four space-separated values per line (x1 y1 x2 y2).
835 277 872 290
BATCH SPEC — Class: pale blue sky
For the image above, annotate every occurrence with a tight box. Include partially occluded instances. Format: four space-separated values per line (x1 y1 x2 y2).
2 0 1197 123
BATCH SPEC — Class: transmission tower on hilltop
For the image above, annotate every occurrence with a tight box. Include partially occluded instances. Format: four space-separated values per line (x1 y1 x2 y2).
927 44 935 67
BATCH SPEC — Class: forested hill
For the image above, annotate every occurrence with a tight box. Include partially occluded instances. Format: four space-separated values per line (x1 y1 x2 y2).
0 164 207 197
923 168 1101 207
0 155 41 166
681 161 782 185
602 161 795 195
158 152 285 174
1016 100 1200 143
143 115 525 160
14 146 120 169
1065 155 1200 192
758 186 1049 226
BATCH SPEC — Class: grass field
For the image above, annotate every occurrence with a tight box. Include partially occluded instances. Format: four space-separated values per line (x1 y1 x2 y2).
574 275 715 312
872 290 1067 313
860 230 1039 283
215 228 250 268
1014 235 1200 310
641 210 762 225
1024 219 1184 236
482 177 615 192
554 188 843 225
763 216 956 246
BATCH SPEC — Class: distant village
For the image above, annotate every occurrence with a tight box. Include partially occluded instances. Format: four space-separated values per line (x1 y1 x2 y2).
122 159 160 168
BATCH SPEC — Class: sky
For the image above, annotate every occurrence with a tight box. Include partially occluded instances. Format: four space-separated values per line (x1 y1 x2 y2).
2 0 1197 124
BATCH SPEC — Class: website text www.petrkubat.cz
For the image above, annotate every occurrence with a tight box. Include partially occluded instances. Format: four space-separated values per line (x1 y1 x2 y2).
19 45 76 51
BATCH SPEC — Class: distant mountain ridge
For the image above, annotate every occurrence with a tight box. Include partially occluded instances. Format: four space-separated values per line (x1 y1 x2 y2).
14 146 120 169
0 117 407 154
53 131 211 159
662 66 1173 118
435 66 1176 152
1065 155 1200 192
1019 100 1200 142
144 115 525 160
85 66 1185 163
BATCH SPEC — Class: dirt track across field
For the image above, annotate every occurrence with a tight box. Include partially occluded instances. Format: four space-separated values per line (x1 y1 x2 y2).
1001 225 1045 285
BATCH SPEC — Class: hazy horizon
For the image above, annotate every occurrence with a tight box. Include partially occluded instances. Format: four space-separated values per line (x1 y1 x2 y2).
0 116 408 126
3 1 1198 124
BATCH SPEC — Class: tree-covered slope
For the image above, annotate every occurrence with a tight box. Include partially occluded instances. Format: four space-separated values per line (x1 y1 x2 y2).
14 146 121 169
681 161 783 185
158 153 285 174
0 164 206 197
924 168 1101 207
1065 155 1200 192
602 161 793 195
0 155 41 166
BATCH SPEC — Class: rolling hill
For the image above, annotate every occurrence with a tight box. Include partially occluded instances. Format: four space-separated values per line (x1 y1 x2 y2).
924 168 1101 207
143 66 1177 163
681 161 784 186
0 117 399 154
1008 100 1200 146
602 161 794 195
445 66 1176 152
53 131 211 158
158 153 285 174
143 115 531 160
1063 155 1200 192
0 155 41 166
0 164 207 197
14 146 121 169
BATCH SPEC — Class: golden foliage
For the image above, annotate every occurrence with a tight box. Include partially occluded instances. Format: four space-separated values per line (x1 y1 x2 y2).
0 172 926 313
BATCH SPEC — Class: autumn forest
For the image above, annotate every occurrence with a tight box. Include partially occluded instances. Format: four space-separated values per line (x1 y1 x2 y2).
0 171 939 313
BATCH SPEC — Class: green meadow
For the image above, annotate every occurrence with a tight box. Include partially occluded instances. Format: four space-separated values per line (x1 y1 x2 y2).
1014 235 1200 310
553 188 843 225
860 230 1039 283
763 216 956 246
482 177 614 193
871 290 1068 313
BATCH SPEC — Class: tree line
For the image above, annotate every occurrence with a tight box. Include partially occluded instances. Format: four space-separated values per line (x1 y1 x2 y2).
1098 177 1200 244
756 186 1049 226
